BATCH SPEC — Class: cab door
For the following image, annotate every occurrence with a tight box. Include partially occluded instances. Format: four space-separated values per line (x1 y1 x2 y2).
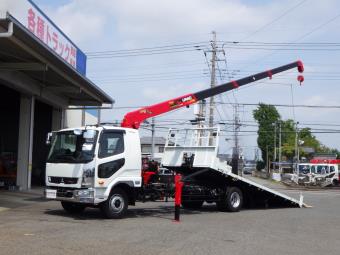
95 130 126 188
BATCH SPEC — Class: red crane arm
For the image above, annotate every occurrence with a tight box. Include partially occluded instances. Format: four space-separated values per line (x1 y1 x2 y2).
121 60 304 129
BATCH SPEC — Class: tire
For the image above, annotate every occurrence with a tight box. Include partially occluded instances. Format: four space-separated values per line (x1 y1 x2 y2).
217 187 243 212
181 200 203 210
61 201 86 214
100 188 128 219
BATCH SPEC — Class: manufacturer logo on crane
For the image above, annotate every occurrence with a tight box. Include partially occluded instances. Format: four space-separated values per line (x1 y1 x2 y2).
181 95 194 103
169 95 196 108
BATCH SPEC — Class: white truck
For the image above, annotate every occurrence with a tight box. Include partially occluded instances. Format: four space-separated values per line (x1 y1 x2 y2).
296 162 339 186
45 61 306 219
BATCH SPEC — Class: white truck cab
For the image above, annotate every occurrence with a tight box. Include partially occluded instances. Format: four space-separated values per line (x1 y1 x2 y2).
45 125 142 218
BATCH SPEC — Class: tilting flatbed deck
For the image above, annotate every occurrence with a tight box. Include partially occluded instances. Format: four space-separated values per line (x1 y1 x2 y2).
162 127 307 209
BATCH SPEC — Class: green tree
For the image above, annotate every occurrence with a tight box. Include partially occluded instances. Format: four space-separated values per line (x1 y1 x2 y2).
253 103 281 166
253 104 340 163
281 119 296 160
298 127 322 158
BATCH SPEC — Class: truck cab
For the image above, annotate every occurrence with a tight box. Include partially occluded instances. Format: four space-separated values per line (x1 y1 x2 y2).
45 125 142 218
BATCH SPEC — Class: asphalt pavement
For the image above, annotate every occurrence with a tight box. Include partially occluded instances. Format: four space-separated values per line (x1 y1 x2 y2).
0 180 339 255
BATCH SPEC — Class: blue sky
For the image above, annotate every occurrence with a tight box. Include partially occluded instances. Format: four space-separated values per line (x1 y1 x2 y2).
11 0 340 158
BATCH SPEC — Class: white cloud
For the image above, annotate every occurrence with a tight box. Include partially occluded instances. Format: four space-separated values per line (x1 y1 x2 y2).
142 81 206 102
39 0 108 45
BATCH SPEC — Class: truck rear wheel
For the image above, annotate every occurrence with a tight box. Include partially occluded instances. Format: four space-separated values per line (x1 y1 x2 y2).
217 187 243 212
100 188 128 219
182 200 203 209
61 202 86 214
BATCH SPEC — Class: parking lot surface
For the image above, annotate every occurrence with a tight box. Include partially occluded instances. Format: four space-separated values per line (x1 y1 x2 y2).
0 183 339 255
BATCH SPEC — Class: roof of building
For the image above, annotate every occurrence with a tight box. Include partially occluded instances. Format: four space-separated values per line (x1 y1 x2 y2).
0 14 113 107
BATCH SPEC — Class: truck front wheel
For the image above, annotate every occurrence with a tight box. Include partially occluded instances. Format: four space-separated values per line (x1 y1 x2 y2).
100 188 128 219
217 187 243 212
61 201 86 214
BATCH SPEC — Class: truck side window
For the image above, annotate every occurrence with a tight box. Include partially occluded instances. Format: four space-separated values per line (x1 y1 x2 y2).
99 132 124 158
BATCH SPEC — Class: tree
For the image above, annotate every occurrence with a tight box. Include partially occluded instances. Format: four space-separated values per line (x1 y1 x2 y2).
253 103 281 166
253 108 340 162
281 119 296 160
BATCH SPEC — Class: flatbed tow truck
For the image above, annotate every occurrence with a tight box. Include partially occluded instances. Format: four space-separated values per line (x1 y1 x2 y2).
44 60 307 219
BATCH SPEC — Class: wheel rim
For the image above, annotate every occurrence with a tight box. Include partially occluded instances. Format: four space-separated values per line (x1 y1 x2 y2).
230 192 241 208
109 194 124 213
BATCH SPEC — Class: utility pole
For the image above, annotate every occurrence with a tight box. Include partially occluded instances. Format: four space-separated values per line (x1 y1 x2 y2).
232 104 241 175
255 148 259 162
295 121 299 163
274 122 277 162
193 99 206 145
151 118 155 159
278 121 282 173
197 99 206 128
208 31 217 128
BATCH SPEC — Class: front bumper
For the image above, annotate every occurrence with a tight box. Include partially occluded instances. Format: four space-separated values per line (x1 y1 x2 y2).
45 188 95 204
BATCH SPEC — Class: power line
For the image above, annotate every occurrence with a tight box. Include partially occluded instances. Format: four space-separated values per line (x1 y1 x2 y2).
232 11 340 71
219 41 340 46
86 42 210 59
240 0 308 41
217 102 340 109
220 46 340 51
86 41 209 55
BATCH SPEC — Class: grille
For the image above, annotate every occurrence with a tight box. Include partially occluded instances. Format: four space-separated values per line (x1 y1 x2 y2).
56 188 74 198
49 176 78 184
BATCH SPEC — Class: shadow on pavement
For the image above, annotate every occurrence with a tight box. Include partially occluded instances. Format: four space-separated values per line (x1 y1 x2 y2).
44 202 297 221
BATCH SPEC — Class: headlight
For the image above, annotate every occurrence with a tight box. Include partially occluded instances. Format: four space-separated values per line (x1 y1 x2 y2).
76 190 93 196
75 189 94 203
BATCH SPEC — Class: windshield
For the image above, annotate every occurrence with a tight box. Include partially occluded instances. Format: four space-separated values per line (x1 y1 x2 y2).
316 165 329 174
298 165 310 174
47 131 97 163
311 166 316 174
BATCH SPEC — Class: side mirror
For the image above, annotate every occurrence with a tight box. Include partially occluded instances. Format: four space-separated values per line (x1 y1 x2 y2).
73 129 82 135
46 132 53 145
170 133 175 137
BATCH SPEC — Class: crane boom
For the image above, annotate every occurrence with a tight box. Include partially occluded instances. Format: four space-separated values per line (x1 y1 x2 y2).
121 60 304 129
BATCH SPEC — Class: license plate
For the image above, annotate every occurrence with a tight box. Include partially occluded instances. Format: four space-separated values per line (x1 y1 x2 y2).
45 189 57 199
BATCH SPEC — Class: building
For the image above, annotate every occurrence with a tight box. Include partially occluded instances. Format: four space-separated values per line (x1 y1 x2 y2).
141 137 167 162
0 1 113 190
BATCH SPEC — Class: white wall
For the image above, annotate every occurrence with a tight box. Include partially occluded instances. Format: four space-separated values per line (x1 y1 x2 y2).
64 109 98 128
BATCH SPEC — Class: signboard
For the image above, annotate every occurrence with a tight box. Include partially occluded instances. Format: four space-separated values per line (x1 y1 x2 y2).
3 0 86 75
